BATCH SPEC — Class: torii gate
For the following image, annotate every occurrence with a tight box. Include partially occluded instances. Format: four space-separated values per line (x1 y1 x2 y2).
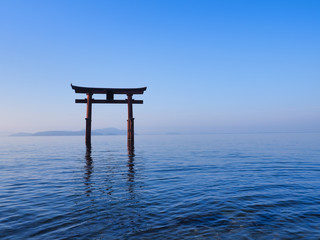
71 84 147 148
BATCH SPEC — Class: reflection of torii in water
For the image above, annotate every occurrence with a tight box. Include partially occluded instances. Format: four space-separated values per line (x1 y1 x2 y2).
71 84 147 149
83 145 137 198
84 146 93 196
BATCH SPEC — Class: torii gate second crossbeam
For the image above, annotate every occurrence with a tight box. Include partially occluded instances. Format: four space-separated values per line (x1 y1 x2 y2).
71 84 147 148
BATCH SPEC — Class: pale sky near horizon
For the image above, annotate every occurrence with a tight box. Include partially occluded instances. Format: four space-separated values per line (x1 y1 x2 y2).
1 0 319 134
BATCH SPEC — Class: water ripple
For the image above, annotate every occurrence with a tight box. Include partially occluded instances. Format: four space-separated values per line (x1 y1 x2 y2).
1 134 320 239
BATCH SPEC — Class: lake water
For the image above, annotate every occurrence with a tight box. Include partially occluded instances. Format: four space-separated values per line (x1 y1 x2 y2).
1 133 320 239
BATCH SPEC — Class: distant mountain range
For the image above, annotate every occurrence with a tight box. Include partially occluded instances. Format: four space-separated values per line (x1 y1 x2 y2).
11 128 127 137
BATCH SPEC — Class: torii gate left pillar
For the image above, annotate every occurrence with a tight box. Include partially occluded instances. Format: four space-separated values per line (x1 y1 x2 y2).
85 93 93 145
71 84 147 148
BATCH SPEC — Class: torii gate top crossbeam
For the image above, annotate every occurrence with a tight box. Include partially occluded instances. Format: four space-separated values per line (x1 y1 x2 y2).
71 84 147 95
71 84 147 104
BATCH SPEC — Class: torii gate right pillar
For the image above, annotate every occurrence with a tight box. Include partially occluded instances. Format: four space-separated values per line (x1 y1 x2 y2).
127 94 134 149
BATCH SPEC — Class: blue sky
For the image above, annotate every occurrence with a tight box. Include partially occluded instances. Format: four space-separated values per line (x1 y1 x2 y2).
1 0 319 134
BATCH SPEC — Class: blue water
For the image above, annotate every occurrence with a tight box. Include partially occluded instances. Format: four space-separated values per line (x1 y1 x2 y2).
1 133 320 239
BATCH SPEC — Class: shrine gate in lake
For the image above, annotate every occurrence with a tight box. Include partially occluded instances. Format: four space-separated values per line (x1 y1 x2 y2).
71 84 147 148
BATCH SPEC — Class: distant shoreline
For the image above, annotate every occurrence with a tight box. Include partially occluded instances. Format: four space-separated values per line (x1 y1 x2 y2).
7 130 320 137
10 128 127 137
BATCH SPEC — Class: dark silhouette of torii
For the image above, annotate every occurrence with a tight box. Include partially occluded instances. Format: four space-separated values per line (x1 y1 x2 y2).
71 84 147 150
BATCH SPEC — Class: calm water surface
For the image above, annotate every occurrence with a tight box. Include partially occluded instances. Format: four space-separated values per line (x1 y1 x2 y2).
0 133 320 239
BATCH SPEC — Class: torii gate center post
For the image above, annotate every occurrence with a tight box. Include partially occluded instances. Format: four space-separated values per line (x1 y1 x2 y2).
71 84 147 147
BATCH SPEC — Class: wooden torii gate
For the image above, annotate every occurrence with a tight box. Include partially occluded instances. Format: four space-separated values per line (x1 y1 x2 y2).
71 84 147 148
